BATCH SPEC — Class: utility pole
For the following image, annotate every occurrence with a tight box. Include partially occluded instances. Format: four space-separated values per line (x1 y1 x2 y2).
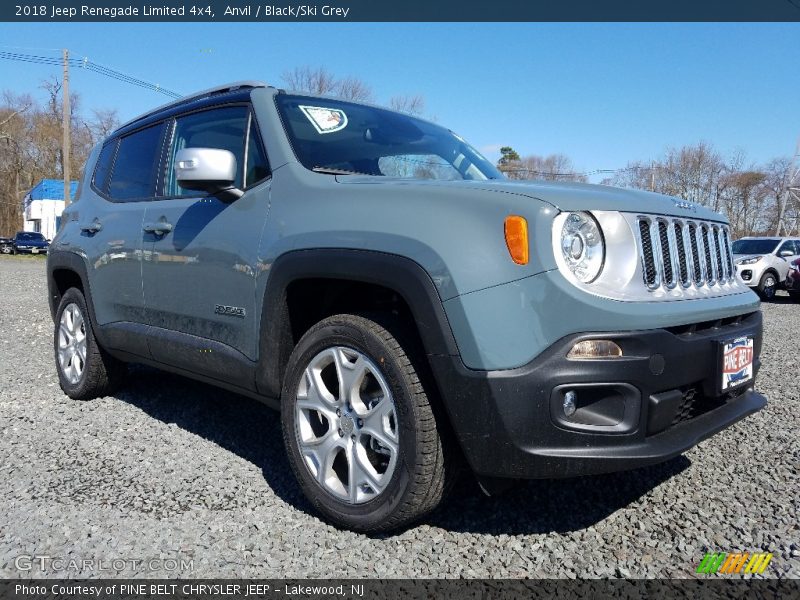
62 48 71 208
775 137 800 236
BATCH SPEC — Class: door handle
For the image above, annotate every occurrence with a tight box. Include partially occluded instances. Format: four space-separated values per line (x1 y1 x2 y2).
143 221 173 234
80 220 102 233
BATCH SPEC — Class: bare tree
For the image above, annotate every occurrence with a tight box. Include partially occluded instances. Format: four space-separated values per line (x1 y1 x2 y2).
0 84 117 236
281 66 339 96
504 153 587 182
88 108 120 142
335 76 373 102
761 156 797 235
281 66 376 103
389 94 425 115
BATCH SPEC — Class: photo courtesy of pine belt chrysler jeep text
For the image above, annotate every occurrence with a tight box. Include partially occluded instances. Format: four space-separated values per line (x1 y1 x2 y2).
46 82 767 532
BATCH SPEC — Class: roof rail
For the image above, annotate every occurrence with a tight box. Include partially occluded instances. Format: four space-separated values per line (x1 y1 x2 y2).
118 81 269 130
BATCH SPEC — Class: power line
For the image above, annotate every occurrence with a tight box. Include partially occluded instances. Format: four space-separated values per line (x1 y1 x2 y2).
0 50 181 99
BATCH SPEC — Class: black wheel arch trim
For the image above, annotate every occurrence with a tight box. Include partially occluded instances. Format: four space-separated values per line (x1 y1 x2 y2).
255 248 460 399
47 249 99 326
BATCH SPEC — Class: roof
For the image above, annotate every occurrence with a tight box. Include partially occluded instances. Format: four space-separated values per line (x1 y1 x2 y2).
27 179 79 201
118 81 269 132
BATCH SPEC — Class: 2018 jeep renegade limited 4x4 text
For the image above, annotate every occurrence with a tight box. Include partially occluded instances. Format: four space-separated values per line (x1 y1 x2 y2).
47 82 766 532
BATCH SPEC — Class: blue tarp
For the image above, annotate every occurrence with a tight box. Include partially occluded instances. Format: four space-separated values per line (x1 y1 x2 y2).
28 179 79 201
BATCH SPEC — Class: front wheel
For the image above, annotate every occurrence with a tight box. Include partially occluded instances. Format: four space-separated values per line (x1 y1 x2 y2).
756 272 777 300
281 314 453 533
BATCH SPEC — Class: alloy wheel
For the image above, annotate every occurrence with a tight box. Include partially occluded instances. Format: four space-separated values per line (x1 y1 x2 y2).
763 275 776 299
294 346 399 504
57 303 87 384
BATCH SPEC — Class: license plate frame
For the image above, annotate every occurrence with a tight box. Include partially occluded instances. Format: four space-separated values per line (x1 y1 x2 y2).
718 335 754 394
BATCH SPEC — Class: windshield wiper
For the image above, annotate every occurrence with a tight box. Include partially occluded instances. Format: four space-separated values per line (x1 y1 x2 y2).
312 166 372 176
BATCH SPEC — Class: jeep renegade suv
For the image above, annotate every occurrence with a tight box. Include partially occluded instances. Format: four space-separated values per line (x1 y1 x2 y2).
47 82 766 532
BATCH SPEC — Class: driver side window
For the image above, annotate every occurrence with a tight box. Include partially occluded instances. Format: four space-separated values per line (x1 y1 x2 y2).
161 106 249 197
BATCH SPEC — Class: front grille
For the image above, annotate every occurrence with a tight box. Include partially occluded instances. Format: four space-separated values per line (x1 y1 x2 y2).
657 221 674 286
636 216 735 292
639 219 657 286
673 222 689 285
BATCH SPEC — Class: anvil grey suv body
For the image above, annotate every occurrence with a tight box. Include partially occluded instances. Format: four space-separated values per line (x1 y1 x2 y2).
47 82 766 531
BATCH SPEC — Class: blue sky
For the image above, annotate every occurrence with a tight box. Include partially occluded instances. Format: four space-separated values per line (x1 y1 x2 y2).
1 22 797 181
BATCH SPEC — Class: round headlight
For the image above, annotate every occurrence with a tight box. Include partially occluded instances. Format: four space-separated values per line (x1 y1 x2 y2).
560 212 605 282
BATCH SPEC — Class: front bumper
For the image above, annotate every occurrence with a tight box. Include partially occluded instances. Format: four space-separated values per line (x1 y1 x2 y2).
431 310 765 479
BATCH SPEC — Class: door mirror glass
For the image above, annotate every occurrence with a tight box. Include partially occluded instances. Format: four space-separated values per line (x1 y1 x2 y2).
175 147 240 196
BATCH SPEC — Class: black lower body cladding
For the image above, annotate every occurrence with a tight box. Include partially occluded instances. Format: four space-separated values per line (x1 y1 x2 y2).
430 311 766 480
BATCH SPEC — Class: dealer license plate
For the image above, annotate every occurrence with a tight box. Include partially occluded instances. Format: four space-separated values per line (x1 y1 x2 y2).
721 336 754 391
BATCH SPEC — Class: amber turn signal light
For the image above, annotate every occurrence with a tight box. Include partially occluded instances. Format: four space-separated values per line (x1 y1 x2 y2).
504 215 529 265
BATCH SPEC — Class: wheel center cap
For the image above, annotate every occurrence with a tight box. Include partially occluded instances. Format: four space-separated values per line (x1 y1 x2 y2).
340 414 355 436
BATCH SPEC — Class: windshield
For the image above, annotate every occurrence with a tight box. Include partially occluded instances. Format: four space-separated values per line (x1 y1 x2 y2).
276 95 502 181
732 239 779 255
16 232 45 241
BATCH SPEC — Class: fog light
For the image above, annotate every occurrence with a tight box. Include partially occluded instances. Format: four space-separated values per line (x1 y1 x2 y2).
563 391 577 417
567 340 623 359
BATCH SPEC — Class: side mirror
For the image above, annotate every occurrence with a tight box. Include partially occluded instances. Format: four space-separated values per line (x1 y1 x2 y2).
779 250 793 257
174 148 242 199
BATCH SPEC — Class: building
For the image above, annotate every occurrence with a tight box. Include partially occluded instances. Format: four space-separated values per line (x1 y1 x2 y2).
23 179 78 240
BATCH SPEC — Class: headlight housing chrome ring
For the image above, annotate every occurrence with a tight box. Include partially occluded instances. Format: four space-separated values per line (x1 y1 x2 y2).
558 211 605 283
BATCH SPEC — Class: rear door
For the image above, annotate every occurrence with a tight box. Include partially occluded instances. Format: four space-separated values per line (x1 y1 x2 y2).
141 104 272 372
81 123 165 340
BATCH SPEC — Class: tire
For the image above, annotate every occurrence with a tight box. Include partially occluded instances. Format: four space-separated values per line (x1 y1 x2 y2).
756 272 778 300
281 313 453 533
54 287 126 400
0 245 10 255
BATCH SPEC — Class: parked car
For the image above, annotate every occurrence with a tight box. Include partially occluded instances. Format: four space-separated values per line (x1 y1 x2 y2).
732 236 800 299
785 257 800 302
12 231 50 255
0 236 14 254
47 82 766 532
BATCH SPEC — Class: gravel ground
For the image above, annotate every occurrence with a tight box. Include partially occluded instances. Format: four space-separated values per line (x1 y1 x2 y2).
0 256 797 579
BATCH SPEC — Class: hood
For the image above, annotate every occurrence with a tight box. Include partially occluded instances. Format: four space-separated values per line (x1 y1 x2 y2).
335 176 726 222
733 253 763 262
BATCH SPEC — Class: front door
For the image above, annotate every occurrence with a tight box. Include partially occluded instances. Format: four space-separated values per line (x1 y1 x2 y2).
141 104 271 373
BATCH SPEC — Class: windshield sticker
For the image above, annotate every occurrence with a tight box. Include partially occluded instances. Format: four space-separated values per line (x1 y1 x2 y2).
299 105 348 134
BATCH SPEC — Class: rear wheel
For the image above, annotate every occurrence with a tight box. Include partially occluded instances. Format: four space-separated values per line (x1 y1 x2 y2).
54 288 126 399
281 314 454 532
756 272 777 300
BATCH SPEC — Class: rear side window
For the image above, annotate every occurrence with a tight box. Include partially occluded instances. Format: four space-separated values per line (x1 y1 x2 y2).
108 124 164 201
92 141 117 194
161 106 249 197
